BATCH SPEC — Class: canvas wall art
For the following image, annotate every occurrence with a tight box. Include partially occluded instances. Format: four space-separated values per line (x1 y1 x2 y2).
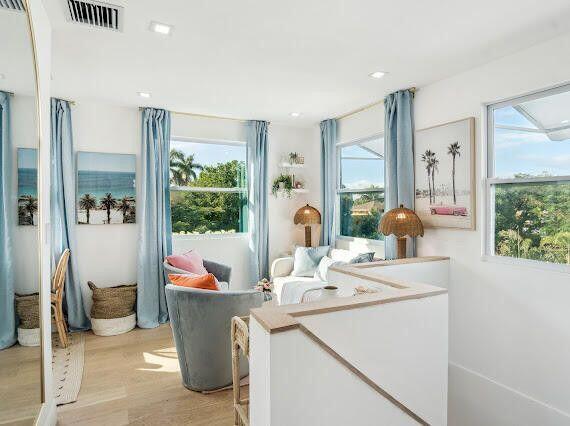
414 117 475 229
17 148 38 226
76 152 136 225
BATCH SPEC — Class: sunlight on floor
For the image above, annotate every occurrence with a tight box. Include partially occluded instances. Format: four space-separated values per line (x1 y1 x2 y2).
139 346 180 373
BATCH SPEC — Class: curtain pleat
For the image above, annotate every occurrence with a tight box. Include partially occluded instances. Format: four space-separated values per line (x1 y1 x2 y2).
51 98 91 330
0 91 16 349
137 108 172 328
247 120 269 282
384 90 415 259
320 118 338 246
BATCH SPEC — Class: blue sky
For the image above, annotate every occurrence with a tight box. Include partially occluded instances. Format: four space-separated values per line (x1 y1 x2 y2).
493 106 570 178
340 144 384 189
171 140 246 170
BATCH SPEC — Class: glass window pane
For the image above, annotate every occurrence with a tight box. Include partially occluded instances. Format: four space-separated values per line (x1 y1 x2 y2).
171 190 248 235
170 140 247 188
340 138 384 190
339 191 385 240
493 181 569 264
493 91 570 178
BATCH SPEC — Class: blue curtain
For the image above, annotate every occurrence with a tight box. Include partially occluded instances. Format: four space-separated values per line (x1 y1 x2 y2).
51 98 90 331
384 89 415 259
0 92 16 349
320 118 338 246
137 108 172 328
246 120 269 282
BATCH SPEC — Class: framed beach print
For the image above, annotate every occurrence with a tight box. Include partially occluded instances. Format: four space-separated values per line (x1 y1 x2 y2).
414 117 475 229
17 148 38 226
76 152 136 225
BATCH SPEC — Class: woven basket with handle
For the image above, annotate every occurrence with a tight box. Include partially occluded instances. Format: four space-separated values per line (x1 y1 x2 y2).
15 293 40 329
88 281 137 319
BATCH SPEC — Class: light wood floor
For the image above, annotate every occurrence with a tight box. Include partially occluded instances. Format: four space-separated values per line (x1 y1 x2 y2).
58 325 238 425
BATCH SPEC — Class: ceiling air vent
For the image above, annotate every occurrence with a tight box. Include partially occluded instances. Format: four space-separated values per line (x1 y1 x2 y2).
66 0 123 31
0 0 26 11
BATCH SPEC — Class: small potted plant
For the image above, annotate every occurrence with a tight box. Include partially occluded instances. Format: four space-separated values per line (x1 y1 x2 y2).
271 174 293 197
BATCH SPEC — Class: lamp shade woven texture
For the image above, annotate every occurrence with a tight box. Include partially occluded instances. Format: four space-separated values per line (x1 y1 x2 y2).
294 204 322 225
379 205 424 238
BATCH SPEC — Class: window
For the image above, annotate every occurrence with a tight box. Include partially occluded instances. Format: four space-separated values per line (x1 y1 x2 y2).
170 138 248 235
486 85 570 266
337 136 385 240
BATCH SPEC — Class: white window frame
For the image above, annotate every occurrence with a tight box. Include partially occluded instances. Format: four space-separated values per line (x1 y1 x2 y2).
335 133 385 246
483 84 570 272
170 136 248 238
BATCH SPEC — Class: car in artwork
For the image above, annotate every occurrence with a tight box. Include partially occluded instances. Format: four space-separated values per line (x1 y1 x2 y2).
429 205 468 216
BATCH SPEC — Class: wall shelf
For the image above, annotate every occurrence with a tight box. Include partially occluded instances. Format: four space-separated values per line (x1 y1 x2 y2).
279 162 305 169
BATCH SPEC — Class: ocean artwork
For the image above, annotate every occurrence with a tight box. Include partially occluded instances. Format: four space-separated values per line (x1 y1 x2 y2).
76 152 136 225
17 148 38 226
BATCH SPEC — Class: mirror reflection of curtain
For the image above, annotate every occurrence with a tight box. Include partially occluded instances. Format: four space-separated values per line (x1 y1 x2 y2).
0 91 16 349
50 98 90 330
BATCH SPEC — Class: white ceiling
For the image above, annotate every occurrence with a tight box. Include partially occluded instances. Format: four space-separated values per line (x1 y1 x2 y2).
45 0 570 125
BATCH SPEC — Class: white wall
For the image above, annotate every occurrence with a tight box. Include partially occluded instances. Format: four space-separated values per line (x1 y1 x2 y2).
336 32 570 425
11 95 39 295
68 102 319 301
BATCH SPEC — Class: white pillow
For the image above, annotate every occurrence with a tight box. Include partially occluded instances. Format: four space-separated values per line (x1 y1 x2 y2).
314 256 346 282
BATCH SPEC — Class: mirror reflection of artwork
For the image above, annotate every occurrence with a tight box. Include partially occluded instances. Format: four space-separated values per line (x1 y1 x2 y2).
17 148 38 226
76 152 136 225
414 117 475 229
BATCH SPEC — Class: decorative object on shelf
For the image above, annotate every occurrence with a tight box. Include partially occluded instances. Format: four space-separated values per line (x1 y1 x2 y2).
88 281 137 336
379 204 424 259
414 117 475 230
353 286 380 296
294 180 304 190
288 151 301 165
294 204 322 247
271 173 293 197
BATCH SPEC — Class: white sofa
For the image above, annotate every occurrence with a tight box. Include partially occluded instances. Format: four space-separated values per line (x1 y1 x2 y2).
270 248 378 305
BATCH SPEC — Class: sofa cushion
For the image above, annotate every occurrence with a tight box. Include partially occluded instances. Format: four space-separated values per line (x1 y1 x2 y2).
165 251 208 275
314 256 346 282
330 248 375 264
273 275 321 304
291 246 330 277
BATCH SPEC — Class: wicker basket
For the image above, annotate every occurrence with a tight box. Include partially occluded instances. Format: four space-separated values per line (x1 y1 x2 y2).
15 293 40 329
88 281 137 319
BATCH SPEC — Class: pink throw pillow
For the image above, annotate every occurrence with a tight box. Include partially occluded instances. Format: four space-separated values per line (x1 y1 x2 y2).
166 251 208 275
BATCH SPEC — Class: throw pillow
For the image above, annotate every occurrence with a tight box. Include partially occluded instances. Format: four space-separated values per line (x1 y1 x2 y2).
314 256 346 282
165 250 208 275
349 252 375 264
168 273 219 291
291 245 330 277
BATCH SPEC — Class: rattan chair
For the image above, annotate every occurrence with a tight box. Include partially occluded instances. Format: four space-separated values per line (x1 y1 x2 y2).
51 249 70 348
231 316 250 426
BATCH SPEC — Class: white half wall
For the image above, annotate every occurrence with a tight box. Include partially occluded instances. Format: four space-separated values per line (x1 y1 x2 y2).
336 32 570 425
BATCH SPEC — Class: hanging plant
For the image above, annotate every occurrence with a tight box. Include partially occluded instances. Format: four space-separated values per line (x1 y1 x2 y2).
271 174 293 197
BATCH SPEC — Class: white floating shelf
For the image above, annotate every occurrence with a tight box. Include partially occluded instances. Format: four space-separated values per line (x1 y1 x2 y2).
292 188 308 193
279 162 305 168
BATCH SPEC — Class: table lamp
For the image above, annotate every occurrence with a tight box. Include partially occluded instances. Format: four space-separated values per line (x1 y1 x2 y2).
294 204 321 247
379 204 424 259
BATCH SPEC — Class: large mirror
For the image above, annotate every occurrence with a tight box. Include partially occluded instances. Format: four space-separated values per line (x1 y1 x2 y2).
0 1 42 423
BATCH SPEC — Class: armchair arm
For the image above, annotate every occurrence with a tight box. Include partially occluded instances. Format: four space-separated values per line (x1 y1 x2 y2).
271 257 294 279
203 259 232 284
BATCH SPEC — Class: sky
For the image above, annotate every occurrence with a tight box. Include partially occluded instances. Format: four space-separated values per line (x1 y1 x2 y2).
493 106 570 178
340 144 384 190
77 152 136 173
171 140 246 170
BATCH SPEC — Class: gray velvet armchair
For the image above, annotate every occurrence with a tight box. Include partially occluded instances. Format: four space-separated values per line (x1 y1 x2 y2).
165 284 264 392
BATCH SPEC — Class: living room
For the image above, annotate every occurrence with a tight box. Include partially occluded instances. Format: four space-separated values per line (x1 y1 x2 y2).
0 1 569 425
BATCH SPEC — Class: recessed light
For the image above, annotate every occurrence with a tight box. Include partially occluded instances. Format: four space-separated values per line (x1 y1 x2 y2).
369 71 386 79
138 92 151 98
149 21 172 35
290 112 301 117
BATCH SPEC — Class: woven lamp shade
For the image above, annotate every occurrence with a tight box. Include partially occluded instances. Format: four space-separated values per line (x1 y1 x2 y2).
294 204 321 247
379 204 424 259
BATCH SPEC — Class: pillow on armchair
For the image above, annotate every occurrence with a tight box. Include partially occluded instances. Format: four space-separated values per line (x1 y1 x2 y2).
165 250 208 275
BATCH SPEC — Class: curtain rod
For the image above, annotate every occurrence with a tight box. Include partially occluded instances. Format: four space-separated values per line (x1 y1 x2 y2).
54 97 76 105
139 107 250 123
335 87 417 121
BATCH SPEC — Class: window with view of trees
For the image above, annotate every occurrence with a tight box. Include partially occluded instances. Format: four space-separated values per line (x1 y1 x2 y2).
169 139 247 235
337 136 385 240
487 85 570 265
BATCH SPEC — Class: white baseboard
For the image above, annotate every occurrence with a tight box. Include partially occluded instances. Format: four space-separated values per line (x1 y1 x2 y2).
35 401 56 426
449 362 570 426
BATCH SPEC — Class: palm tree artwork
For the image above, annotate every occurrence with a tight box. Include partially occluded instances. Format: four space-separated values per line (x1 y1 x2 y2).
18 195 38 226
430 155 439 203
421 150 436 203
170 149 203 186
447 142 461 204
100 193 118 224
79 193 97 224
117 196 135 223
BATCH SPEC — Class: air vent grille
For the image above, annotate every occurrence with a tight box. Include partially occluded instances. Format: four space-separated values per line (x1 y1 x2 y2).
0 0 25 11
66 0 123 31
